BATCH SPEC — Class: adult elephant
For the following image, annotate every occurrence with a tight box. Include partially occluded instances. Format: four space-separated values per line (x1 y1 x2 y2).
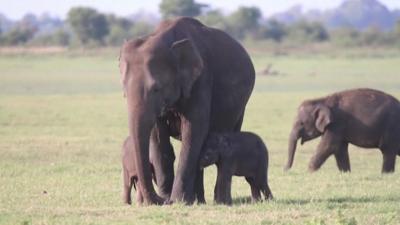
119 17 255 205
285 88 400 173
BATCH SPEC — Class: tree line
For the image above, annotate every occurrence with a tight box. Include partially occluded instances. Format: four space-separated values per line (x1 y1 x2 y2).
1 0 400 47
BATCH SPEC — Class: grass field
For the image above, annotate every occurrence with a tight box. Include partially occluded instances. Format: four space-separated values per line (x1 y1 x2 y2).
0 48 400 225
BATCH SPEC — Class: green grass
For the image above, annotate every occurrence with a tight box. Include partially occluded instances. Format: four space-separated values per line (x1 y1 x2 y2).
0 49 400 225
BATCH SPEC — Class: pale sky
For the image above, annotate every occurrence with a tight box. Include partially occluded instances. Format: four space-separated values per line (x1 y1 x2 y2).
1 0 400 20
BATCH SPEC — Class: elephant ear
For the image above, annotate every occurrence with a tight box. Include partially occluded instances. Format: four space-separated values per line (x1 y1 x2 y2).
314 105 333 133
171 39 204 99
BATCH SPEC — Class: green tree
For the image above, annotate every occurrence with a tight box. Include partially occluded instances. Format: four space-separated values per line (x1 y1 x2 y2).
258 20 287 42
227 6 262 39
67 7 109 45
198 9 227 30
28 29 70 47
0 26 36 45
159 0 207 19
105 15 133 46
130 21 154 38
287 20 329 43
330 27 360 46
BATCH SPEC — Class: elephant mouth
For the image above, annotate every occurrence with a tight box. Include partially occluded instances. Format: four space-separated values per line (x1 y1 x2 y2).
161 109 182 140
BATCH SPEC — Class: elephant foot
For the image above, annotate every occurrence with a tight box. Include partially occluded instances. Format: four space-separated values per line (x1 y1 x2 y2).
308 163 320 172
123 198 132 205
197 197 206 204
170 190 196 205
141 193 166 206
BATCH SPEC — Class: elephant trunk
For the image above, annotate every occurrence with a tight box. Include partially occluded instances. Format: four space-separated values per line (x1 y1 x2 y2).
127 100 163 205
285 123 301 171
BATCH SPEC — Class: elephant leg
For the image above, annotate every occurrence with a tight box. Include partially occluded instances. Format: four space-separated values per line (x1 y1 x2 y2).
195 169 206 204
309 130 342 172
263 184 273 200
250 184 261 203
245 177 260 203
381 150 396 173
245 177 253 202
122 169 132 205
149 119 175 199
170 99 211 204
215 166 232 205
334 142 351 172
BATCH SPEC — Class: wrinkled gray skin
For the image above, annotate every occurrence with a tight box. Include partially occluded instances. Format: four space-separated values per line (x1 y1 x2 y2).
119 17 255 205
122 136 204 205
200 132 273 205
285 88 400 173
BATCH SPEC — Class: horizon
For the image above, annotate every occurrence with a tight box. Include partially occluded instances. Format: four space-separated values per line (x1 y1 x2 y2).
1 0 400 20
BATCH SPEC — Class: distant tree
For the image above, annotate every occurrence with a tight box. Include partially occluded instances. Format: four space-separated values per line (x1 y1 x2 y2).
105 15 133 46
67 7 109 45
198 9 227 30
130 21 154 38
159 0 207 19
52 29 70 46
27 28 70 46
227 6 262 39
359 26 385 46
0 26 36 45
258 20 287 42
330 27 360 46
287 20 329 42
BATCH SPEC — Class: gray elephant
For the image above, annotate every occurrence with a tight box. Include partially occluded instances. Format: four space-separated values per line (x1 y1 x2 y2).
119 17 255 204
199 132 273 205
285 88 400 173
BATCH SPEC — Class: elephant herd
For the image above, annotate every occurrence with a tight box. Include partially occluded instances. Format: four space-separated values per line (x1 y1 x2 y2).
118 17 400 206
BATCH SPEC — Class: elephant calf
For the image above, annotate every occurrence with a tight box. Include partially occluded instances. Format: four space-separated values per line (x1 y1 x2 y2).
122 136 205 205
121 136 156 205
285 88 400 173
199 132 273 205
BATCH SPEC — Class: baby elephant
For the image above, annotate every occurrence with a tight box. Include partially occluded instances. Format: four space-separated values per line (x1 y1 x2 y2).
121 136 156 205
200 132 273 205
122 136 205 205
286 88 400 173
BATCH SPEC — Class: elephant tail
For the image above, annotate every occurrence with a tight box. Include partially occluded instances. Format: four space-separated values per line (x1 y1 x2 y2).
132 177 138 190
263 184 273 200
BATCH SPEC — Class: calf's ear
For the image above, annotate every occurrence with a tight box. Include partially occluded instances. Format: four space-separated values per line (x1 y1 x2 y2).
314 105 333 133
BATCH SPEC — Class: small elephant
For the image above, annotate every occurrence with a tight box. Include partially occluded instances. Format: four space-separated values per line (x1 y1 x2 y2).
285 88 400 173
122 136 205 205
122 136 155 205
199 132 273 205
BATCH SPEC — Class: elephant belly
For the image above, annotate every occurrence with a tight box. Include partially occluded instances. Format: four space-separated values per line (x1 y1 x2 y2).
232 160 258 178
345 130 381 149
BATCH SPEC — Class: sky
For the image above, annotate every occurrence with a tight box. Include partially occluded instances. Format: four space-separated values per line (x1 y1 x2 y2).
1 0 400 20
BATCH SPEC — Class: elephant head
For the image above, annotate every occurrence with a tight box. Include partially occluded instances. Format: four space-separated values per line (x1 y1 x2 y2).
285 101 333 171
199 147 219 169
199 133 229 169
119 37 204 204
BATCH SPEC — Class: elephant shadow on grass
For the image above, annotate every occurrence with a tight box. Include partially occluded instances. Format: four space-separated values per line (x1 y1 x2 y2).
231 196 253 205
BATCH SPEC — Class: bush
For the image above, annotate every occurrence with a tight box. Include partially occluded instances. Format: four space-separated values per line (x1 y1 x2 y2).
0 26 36 45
